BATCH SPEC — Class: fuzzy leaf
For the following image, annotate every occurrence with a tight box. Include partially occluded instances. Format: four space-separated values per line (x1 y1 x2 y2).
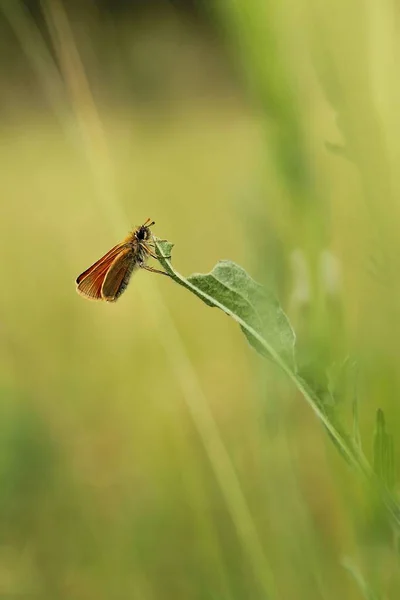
154 239 296 367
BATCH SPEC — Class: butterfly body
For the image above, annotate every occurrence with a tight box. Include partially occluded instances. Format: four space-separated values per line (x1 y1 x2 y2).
76 219 166 302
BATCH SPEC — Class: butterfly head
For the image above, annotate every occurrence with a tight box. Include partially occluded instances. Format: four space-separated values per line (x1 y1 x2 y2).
135 219 155 242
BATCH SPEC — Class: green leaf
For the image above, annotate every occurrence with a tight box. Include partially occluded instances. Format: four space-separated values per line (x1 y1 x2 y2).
154 237 362 473
154 239 296 367
373 409 395 491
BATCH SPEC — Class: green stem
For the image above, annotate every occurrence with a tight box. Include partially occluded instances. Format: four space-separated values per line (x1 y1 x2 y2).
154 238 400 529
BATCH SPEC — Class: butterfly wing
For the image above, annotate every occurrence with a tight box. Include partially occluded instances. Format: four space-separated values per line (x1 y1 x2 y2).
101 248 138 302
76 243 127 284
76 243 128 301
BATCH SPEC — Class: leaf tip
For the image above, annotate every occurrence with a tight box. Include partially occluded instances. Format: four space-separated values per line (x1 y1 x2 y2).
154 238 174 260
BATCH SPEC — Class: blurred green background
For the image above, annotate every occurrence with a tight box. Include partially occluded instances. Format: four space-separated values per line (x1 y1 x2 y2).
1 0 400 598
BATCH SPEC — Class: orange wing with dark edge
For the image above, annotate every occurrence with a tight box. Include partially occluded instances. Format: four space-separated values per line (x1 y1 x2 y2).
101 249 137 302
76 243 128 301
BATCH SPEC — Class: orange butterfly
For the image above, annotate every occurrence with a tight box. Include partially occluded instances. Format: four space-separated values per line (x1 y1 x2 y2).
76 218 168 302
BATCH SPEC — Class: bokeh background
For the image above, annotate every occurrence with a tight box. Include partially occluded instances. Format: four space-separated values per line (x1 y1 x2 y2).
1 0 400 598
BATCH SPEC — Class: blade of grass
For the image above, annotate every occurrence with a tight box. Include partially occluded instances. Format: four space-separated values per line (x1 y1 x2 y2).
18 5 278 594
41 0 127 233
0 0 67 121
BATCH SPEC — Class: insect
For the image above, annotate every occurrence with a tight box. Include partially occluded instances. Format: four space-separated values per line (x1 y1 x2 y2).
76 218 168 302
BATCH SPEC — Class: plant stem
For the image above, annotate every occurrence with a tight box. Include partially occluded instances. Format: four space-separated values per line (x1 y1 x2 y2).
155 239 400 530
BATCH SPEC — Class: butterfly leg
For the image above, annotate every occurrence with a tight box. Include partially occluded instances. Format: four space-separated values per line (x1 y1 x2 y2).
140 263 170 277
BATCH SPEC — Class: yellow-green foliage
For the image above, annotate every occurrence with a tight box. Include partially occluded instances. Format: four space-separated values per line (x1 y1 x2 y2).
0 1 399 598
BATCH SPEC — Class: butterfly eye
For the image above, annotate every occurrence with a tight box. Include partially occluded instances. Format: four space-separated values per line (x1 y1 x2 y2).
136 226 149 241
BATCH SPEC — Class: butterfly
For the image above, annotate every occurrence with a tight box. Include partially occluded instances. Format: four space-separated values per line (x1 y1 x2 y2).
76 218 168 302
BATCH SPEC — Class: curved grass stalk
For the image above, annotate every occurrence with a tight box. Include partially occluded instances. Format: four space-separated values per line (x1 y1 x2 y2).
154 238 400 529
